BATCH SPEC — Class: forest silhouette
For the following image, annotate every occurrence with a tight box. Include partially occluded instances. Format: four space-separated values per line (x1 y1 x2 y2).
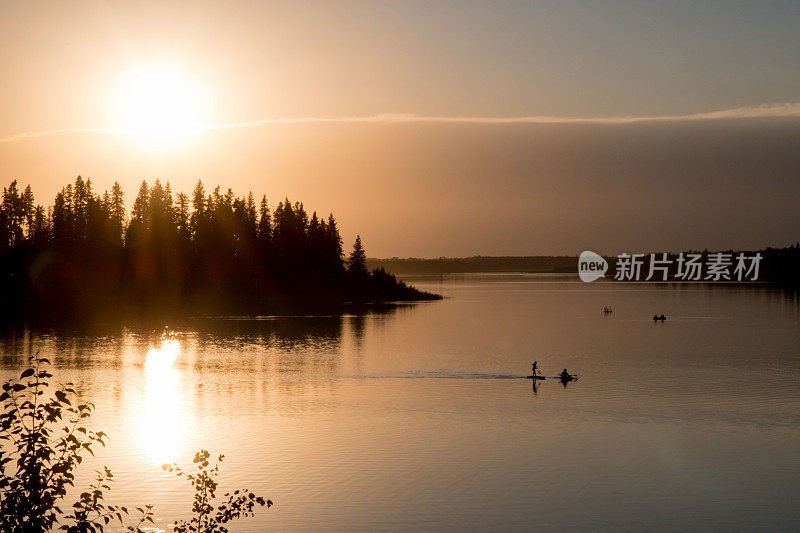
0 177 439 322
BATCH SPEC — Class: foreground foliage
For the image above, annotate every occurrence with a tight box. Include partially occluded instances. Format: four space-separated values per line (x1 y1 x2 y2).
0 355 154 532
0 355 271 532
164 450 272 533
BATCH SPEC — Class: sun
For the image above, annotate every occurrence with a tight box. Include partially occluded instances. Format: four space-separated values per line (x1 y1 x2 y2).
115 67 206 145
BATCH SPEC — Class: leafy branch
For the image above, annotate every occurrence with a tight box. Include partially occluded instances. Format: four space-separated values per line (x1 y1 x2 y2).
163 450 272 533
0 354 153 532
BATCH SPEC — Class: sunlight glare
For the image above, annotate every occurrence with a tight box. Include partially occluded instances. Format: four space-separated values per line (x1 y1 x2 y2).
142 337 185 464
145 337 181 374
115 67 206 146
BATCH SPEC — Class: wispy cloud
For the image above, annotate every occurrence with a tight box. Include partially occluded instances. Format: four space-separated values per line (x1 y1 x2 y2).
3 103 800 144
0 127 126 144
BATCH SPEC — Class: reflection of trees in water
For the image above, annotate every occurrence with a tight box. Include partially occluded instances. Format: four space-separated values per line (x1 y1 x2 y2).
0 306 410 411
187 316 346 376
0 302 416 367
0 327 33 367
346 314 367 373
0 326 128 371
349 314 366 347
778 287 800 311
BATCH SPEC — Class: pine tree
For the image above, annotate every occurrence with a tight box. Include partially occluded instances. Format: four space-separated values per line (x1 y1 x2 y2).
21 185 35 238
258 195 271 248
131 181 150 226
176 192 191 242
348 235 368 277
190 180 207 244
127 181 150 246
72 176 89 240
110 182 126 245
32 205 49 243
2 181 24 245
51 189 70 245
325 214 344 273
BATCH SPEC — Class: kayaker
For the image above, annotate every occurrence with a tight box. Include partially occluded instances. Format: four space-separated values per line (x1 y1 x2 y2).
559 368 572 381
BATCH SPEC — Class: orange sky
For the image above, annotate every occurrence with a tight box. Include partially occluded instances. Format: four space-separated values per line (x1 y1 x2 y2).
2 1 800 256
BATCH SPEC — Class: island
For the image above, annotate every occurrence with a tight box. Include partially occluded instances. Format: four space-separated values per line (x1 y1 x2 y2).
0 177 440 323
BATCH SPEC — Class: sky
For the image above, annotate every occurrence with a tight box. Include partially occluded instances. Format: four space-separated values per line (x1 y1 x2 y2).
1 0 799 256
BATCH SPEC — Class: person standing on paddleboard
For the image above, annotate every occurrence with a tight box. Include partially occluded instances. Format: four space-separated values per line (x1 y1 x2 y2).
532 361 539 377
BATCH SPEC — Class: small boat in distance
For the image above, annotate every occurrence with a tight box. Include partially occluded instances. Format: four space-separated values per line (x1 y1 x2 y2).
558 369 577 382
652 314 666 321
525 363 578 381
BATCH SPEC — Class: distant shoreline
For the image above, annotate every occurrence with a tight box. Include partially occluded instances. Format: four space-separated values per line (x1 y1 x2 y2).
369 247 800 286
367 256 577 275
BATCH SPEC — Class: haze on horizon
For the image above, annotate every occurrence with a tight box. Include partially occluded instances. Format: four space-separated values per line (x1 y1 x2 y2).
1 0 799 257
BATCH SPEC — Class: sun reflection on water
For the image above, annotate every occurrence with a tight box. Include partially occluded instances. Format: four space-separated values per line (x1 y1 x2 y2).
142 337 185 464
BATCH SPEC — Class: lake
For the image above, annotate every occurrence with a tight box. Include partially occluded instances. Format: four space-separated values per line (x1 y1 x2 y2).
2 274 800 531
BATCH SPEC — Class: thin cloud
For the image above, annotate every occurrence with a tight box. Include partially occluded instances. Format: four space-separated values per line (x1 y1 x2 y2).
0 127 125 144
3 103 800 144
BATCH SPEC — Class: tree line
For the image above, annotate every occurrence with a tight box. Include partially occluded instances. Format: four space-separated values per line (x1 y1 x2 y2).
0 177 437 321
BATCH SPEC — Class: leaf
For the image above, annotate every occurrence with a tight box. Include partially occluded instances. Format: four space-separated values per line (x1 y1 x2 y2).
55 390 70 404
20 368 35 379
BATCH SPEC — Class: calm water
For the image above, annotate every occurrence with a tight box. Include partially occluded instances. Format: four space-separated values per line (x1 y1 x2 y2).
2 274 800 532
